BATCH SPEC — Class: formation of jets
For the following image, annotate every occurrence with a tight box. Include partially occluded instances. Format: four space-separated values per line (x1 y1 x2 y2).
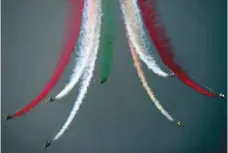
6 74 226 149
41 121 184 149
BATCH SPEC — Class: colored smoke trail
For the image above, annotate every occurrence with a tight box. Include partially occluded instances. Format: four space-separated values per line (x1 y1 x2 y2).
55 0 97 101
137 0 221 97
128 37 174 122
12 0 85 117
53 0 101 141
120 0 169 78
99 0 116 84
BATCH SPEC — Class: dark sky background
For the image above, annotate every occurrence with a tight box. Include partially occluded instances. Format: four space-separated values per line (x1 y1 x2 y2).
2 0 227 153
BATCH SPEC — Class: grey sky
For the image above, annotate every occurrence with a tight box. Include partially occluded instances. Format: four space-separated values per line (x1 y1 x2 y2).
2 0 226 153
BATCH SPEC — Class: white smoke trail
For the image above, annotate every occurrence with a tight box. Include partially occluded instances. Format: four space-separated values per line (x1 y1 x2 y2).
132 0 155 55
54 0 96 101
120 0 169 77
53 0 101 141
127 36 174 122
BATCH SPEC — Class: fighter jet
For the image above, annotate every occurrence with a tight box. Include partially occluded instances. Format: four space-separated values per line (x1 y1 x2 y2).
44 140 52 149
45 96 55 103
169 72 175 77
206 87 226 99
176 121 184 127
201 84 226 99
5 114 13 120
100 77 109 84
217 93 226 99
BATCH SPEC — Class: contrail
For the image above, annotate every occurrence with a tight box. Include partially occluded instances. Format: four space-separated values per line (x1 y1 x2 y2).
99 0 116 84
10 0 85 118
128 36 174 122
51 0 97 102
52 0 101 142
120 0 170 78
137 0 225 98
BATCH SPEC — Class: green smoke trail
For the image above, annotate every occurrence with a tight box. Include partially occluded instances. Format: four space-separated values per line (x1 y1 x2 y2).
99 0 116 84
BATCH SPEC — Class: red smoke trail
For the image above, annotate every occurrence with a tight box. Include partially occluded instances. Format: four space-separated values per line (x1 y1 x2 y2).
138 0 217 97
12 0 84 117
